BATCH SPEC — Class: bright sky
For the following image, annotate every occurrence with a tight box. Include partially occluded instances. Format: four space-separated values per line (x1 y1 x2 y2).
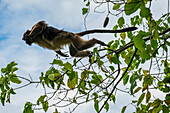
0 0 168 113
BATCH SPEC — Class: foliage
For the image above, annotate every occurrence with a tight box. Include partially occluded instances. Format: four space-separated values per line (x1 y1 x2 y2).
1 0 170 113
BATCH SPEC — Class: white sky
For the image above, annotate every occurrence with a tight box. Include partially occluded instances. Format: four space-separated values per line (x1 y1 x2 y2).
0 0 168 113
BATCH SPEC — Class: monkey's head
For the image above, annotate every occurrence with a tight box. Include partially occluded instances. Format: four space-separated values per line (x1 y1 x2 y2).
22 30 33 46
22 21 47 46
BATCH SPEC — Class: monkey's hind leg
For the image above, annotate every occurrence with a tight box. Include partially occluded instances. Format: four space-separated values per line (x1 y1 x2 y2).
69 44 92 57
73 38 109 51
55 51 69 57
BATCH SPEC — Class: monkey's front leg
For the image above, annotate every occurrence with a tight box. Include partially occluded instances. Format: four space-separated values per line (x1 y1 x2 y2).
55 51 69 57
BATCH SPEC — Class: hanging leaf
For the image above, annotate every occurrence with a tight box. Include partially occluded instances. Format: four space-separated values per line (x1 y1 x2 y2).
94 99 99 112
133 87 142 94
103 16 109 28
120 32 126 40
146 91 151 103
150 98 162 107
82 8 88 15
104 102 109 112
121 106 127 113
137 93 145 106
118 17 125 28
123 74 129 85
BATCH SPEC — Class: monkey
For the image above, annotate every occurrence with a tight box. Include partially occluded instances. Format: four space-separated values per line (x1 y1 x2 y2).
23 21 137 57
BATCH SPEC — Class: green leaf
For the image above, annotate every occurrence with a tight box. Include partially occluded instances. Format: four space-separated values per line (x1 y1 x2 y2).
137 93 145 106
150 98 162 107
67 74 78 89
146 91 151 103
23 102 34 113
113 3 120 10
120 32 126 40
140 8 150 18
64 62 73 71
111 55 119 64
123 74 129 85
104 102 109 112
109 66 115 71
130 75 142 94
118 17 125 28
9 74 21 84
124 1 142 15
48 73 61 81
111 94 116 103
162 105 169 113
94 99 99 112
168 17 170 23
81 70 88 80
37 95 46 105
134 31 146 51
127 0 132 3
121 106 127 113
42 101 48 112
51 59 63 66
82 8 88 15
73 59 76 66
96 57 104 68
103 16 109 28
91 74 103 85
133 87 142 94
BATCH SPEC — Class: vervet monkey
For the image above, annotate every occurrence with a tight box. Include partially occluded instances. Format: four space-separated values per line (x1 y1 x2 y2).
23 21 137 57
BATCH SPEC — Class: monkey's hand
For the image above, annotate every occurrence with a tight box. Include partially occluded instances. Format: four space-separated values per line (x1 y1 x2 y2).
55 51 69 57
98 40 110 47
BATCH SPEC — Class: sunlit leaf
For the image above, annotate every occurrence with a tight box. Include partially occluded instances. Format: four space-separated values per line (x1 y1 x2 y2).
137 93 145 106
51 59 63 66
107 54 112 64
113 3 120 10
120 32 126 40
133 87 142 94
64 62 73 71
150 98 162 107
9 74 21 84
48 73 61 81
146 91 151 103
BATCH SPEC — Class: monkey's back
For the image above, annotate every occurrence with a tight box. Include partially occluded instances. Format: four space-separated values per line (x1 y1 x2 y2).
34 27 74 51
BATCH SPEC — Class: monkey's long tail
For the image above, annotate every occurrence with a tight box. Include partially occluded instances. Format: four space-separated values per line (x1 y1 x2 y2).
76 27 137 36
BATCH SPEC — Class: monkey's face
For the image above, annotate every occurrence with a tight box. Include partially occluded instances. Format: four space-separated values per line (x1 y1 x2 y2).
22 30 34 46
